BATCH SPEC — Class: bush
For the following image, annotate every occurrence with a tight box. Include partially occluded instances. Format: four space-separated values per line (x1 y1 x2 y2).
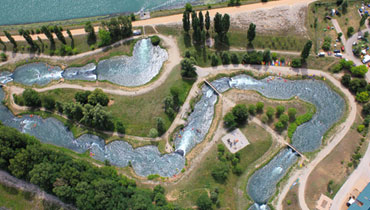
87 89 109 106
248 104 256 115
288 108 297 121
296 112 313 125
211 54 219 66
13 94 25 106
147 174 160 180
256 102 264 113
181 58 197 78
116 121 125 134
196 193 212 210
262 115 269 124
288 123 298 138
266 107 275 121
231 53 239 64
232 164 243 176
0 53 7 62
149 128 158 138
347 26 354 37
341 74 351 87
356 91 370 103
217 144 225 153
22 89 41 108
222 53 230 65
357 124 365 133
41 95 55 110
291 58 302 68
279 114 289 126
275 121 285 132
331 63 343 73
322 37 331 51
150 35 160 46
351 65 368 77
75 91 91 104
276 105 285 117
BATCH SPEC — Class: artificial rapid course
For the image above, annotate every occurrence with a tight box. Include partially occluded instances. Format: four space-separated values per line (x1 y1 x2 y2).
1 38 168 87
0 69 344 208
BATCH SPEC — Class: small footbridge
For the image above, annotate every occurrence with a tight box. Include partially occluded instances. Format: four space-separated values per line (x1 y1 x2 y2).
284 142 308 161
204 80 222 96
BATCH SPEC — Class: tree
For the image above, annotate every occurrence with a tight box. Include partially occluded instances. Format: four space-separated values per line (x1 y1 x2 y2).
205 11 211 32
347 26 354 37
247 23 256 43
54 26 66 44
362 103 370 116
275 121 285 132
279 114 289 126
67 29 73 40
29 162 57 192
41 26 54 45
21 30 36 50
81 104 114 131
288 108 297 121
182 11 190 33
180 58 197 78
301 40 312 62
349 78 367 93
276 105 285 117
360 14 368 27
211 163 229 183
196 193 213 210
150 35 160 46
199 11 204 31
266 107 275 121
191 11 198 31
351 65 368 77
185 3 192 12
75 91 91 104
356 91 370 103
22 89 41 108
98 29 111 47
4 31 17 49
211 54 219 66
84 21 96 45
263 49 271 63
214 13 223 35
88 89 109 106
116 121 125 134
342 0 348 14
223 112 237 129
322 37 331 51
42 95 55 110
341 74 351 87
63 102 85 121
256 102 264 113
221 14 230 37
156 117 165 135
232 104 249 125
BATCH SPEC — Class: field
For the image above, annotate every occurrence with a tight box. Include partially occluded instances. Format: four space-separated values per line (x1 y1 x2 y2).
282 184 300 210
305 108 368 209
0 184 43 210
164 122 274 209
29 65 193 137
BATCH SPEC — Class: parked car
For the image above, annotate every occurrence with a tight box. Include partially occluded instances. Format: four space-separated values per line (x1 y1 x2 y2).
335 53 343 58
341 46 345 52
358 35 363 40
334 49 340 53
353 41 357 46
318 52 325 57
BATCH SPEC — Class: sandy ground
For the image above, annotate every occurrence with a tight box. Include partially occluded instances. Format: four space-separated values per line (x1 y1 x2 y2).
0 0 314 42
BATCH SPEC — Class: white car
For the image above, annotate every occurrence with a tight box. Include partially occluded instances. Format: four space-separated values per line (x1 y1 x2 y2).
353 41 357 46
334 53 343 58
358 35 363 40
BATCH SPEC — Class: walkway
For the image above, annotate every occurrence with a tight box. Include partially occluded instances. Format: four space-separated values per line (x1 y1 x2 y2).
0 0 315 42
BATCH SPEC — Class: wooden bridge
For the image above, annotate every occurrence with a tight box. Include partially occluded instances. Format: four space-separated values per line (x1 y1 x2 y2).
204 80 221 95
284 142 308 161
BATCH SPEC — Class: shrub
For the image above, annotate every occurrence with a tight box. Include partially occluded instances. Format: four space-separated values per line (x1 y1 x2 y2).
22 89 41 108
224 112 237 129
296 112 313 125
351 65 368 77
288 123 298 138
211 163 230 183
347 26 354 37
196 193 212 210
256 102 264 113
322 37 331 51
248 104 256 115
180 58 197 78
150 35 160 46
288 108 297 121
276 105 285 117
13 94 25 106
275 121 285 132
279 114 289 126
232 165 243 176
341 74 351 87
217 144 225 153
222 52 230 65
87 89 109 106
149 128 158 138
291 58 302 68
116 121 125 134
331 63 343 73
262 115 269 124
0 53 7 62
147 174 160 180
287 200 292 205
357 124 365 133
231 53 239 64
266 107 275 121
211 54 219 66
41 95 55 110
356 91 370 103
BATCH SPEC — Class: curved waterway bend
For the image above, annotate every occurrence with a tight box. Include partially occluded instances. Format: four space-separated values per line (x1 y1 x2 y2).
0 74 344 201
6 39 168 87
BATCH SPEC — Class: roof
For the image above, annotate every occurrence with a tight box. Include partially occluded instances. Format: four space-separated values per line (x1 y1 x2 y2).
348 183 370 210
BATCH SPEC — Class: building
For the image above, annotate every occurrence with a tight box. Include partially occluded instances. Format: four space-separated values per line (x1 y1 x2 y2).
348 183 370 210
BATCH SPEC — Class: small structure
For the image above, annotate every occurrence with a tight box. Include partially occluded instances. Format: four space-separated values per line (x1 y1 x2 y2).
348 182 370 210
133 29 142 36
221 129 249 153
362 55 370 64
316 194 332 210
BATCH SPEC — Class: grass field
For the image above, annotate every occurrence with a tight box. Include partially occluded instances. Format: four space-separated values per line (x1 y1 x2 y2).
282 184 299 210
305 109 368 209
32 65 193 137
164 122 273 209
0 184 43 210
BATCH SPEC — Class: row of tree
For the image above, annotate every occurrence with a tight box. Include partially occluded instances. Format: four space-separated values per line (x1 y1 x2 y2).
0 123 182 210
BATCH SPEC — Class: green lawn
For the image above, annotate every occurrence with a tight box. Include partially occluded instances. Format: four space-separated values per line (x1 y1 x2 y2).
166 122 273 209
35 65 194 137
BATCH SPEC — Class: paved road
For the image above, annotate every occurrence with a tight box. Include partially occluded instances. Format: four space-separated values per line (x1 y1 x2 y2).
0 0 315 42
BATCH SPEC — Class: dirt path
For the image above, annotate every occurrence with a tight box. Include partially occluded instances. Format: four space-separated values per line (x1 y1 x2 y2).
0 0 315 43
